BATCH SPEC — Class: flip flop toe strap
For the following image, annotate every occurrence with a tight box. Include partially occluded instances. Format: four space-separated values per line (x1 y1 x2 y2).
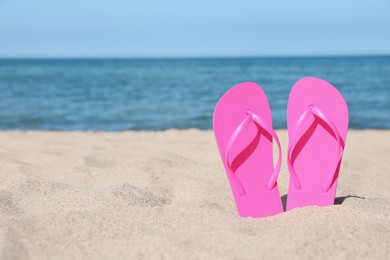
225 110 282 196
287 105 344 192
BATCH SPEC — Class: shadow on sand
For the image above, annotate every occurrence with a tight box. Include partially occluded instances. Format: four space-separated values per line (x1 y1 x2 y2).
280 194 366 211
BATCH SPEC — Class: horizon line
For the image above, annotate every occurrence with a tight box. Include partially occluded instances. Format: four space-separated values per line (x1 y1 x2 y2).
0 53 390 60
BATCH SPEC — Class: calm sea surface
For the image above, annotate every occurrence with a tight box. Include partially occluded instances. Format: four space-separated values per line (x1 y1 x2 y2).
0 56 389 130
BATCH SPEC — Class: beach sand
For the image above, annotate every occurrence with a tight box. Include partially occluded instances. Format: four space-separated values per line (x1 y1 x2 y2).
0 130 389 259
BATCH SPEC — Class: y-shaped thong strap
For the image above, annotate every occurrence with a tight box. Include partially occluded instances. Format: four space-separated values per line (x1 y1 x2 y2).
225 109 282 196
287 105 344 193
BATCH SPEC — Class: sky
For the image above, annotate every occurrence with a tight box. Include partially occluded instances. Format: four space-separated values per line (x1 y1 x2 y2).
0 0 390 58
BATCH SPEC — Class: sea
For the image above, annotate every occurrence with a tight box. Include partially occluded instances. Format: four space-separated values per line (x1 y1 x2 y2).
0 56 389 130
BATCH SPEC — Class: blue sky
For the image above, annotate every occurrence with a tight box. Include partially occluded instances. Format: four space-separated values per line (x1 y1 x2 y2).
0 0 389 57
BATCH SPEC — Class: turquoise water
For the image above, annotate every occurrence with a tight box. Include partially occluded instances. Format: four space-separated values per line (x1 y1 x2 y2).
0 56 389 130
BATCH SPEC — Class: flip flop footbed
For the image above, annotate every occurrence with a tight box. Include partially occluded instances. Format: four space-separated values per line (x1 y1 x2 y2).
286 77 348 210
213 82 283 217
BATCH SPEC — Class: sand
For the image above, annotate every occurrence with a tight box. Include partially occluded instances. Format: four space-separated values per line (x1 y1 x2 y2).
0 130 389 259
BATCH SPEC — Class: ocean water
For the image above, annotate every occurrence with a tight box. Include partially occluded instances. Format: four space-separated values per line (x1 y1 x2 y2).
0 56 389 130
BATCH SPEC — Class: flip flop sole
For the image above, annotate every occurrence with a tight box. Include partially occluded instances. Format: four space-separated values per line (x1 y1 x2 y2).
286 77 348 210
213 82 283 217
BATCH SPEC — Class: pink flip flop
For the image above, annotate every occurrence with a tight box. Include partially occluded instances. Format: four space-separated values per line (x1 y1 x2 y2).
286 77 348 210
213 82 283 218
